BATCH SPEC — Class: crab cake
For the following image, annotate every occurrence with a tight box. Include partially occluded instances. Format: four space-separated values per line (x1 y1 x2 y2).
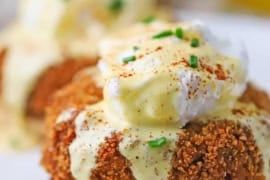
41 21 270 179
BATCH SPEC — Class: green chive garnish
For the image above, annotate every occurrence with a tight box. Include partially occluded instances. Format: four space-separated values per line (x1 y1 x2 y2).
175 28 184 39
133 46 139 51
190 55 198 68
152 30 173 39
109 0 123 13
191 38 200 47
148 137 167 148
142 16 155 24
123 56 136 63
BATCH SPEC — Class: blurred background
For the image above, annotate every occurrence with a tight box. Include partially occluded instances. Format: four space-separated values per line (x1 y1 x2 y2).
0 0 17 28
0 0 270 28
175 0 270 16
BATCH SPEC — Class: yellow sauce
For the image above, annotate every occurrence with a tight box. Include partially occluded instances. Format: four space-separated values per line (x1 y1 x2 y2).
0 29 62 151
67 102 270 179
69 102 179 179
0 0 172 151
100 21 247 127
0 102 40 151
64 22 270 179
119 126 178 179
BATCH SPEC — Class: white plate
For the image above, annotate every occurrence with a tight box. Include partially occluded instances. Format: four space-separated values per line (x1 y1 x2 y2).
0 11 269 180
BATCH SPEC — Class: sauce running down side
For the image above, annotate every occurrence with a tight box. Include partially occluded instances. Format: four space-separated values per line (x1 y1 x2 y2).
54 21 270 179
65 102 270 179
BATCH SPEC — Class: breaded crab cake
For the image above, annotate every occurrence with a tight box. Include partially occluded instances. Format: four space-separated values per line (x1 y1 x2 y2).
41 21 270 179
41 68 270 179
42 85 270 179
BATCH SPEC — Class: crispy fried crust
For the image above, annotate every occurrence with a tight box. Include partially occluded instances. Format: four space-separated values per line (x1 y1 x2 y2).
26 58 97 119
42 116 77 180
41 74 103 180
0 49 7 92
91 133 135 180
240 83 270 113
42 80 268 179
44 73 103 130
42 120 264 180
169 121 264 179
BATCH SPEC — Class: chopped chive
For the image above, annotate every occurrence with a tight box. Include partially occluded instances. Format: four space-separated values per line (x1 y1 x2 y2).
109 0 123 13
142 16 155 24
175 28 184 39
189 55 198 68
123 55 136 63
133 46 139 51
191 38 200 47
148 137 167 148
152 30 173 39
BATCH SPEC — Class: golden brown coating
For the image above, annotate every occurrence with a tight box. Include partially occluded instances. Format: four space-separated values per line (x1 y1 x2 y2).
42 120 264 180
41 74 103 180
44 72 103 130
41 115 77 180
0 49 7 92
41 79 269 179
240 83 270 113
26 57 98 119
91 133 135 180
169 121 264 179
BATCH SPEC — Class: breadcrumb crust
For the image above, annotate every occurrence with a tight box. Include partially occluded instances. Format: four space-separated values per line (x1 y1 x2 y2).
169 121 264 179
41 79 269 180
0 49 7 92
41 74 102 180
26 58 97 118
91 133 135 180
